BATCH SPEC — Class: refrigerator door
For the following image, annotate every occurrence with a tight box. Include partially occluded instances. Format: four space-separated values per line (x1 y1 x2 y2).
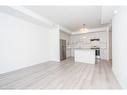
60 39 66 61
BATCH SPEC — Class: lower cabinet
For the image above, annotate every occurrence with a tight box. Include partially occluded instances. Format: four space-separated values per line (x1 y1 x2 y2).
100 48 107 60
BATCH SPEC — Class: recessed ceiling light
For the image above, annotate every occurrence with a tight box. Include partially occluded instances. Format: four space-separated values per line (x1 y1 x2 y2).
113 10 118 14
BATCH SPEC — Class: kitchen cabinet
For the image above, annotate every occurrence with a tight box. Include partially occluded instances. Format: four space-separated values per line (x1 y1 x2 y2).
100 48 107 60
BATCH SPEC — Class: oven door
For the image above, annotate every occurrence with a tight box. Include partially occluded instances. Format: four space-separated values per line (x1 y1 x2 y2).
95 49 100 58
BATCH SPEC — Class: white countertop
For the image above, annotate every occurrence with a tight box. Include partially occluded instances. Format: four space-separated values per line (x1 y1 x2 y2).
74 48 95 50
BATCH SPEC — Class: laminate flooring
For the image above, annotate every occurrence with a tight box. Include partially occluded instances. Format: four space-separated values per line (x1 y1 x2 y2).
0 58 121 89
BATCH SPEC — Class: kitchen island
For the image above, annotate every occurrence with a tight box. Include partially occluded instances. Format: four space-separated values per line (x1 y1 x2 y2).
74 48 95 64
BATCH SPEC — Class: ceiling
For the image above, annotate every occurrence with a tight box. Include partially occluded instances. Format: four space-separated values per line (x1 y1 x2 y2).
25 6 106 32
2 6 114 33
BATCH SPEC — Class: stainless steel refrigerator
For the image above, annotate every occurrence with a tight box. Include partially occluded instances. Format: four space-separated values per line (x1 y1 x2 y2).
60 39 66 61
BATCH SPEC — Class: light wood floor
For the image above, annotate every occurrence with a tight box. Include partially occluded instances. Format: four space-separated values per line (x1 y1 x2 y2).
0 58 121 89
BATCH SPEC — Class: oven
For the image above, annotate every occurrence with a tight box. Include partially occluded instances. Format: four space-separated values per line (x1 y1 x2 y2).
91 48 100 59
95 48 100 59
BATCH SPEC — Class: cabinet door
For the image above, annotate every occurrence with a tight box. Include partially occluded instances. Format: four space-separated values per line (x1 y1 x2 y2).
100 49 107 60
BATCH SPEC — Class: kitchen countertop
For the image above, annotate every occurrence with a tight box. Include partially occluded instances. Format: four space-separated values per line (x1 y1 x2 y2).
67 47 105 49
74 47 100 50
74 48 95 50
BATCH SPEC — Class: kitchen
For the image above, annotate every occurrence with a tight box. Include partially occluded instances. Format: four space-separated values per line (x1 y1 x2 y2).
60 26 111 64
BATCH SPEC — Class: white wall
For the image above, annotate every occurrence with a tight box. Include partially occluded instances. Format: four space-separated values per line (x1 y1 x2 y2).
60 31 71 57
112 7 127 88
49 25 60 62
0 12 60 74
